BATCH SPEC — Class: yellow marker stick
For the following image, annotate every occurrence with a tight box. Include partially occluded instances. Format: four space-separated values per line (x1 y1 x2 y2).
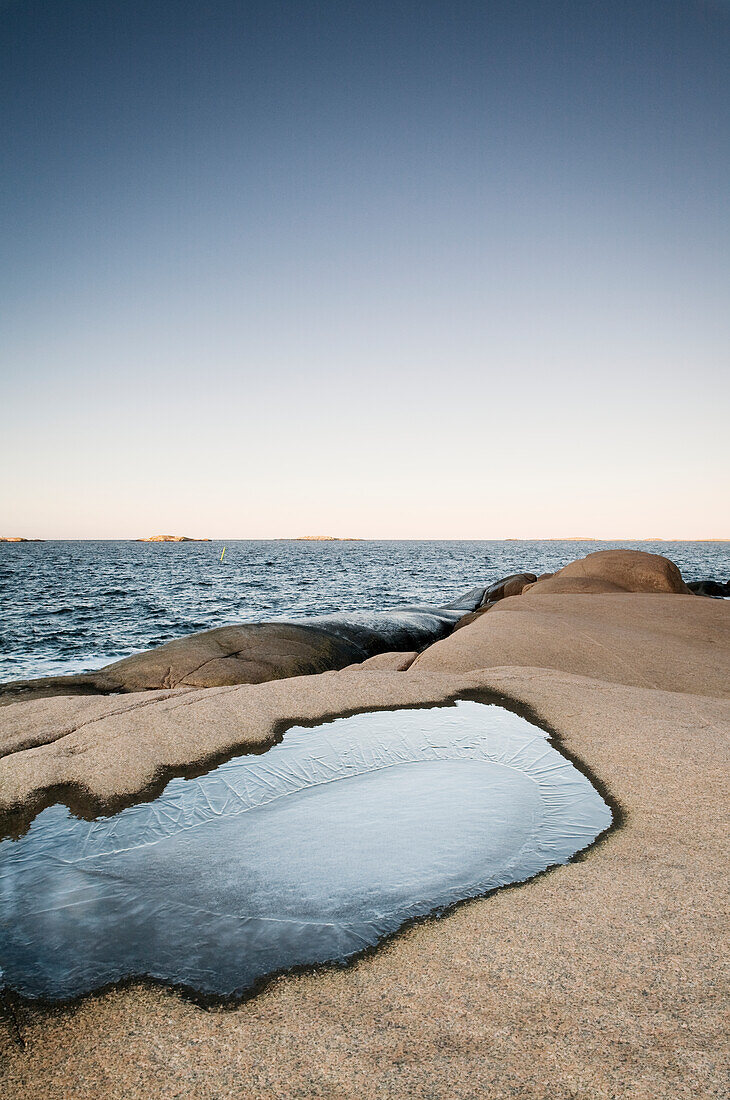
220 547 226 562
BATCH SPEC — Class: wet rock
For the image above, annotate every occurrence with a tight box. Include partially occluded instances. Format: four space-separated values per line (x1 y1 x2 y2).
440 586 488 611
688 579 730 598
0 602 473 702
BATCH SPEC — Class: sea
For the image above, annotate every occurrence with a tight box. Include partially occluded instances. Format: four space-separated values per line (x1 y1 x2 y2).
1 540 727 684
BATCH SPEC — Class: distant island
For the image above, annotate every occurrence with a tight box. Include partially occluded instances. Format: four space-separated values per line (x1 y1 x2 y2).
135 535 212 542
0 537 45 542
294 536 363 541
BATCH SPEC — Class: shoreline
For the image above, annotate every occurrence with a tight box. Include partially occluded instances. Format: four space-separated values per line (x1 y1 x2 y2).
1 549 729 1099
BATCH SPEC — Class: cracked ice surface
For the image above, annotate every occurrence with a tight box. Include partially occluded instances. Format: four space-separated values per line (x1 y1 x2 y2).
0 702 611 1001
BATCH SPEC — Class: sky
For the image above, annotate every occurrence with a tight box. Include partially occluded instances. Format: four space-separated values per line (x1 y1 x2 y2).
1 0 728 539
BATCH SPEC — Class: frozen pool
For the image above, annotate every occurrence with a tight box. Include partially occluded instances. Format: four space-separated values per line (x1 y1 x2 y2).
0 701 611 1001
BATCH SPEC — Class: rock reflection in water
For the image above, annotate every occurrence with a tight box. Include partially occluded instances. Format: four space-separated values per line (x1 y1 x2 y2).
0 702 611 1001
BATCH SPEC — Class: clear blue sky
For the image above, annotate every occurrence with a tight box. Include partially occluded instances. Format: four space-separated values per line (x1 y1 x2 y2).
2 1 728 538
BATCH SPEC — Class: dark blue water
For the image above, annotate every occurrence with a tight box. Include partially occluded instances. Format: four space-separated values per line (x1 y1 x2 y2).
1 540 727 683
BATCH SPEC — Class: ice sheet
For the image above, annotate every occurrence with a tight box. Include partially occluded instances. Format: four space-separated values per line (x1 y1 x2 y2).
0 702 611 1000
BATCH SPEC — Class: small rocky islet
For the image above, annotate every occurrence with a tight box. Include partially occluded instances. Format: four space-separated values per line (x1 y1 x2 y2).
135 534 212 542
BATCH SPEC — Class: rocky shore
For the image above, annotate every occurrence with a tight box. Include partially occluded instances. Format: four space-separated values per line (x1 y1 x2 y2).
0 592 485 705
1 549 728 1099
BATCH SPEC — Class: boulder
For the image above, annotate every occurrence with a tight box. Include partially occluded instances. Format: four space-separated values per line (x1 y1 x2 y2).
521 576 630 595
0 601 475 703
688 579 730 598
0 623 362 701
481 573 537 604
341 651 418 672
441 586 488 611
523 550 689 596
519 573 554 594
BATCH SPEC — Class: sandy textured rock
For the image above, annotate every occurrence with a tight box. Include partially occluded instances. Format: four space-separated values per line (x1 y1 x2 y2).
522 548 690 595
414 593 730 696
342 650 418 672
482 571 537 603
1 668 728 1100
521 575 630 594
0 670 471 814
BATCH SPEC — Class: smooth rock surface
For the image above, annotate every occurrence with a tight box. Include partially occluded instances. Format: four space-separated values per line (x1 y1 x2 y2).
1 590 727 816
0 604 477 705
482 572 537 603
342 650 418 672
521 548 690 595
413 592 730 696
0 670 469 813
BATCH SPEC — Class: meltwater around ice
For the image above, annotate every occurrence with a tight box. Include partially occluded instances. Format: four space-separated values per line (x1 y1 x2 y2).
0 702 611 1001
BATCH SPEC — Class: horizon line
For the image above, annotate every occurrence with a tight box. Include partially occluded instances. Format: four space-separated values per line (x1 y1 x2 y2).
2 537 729 544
